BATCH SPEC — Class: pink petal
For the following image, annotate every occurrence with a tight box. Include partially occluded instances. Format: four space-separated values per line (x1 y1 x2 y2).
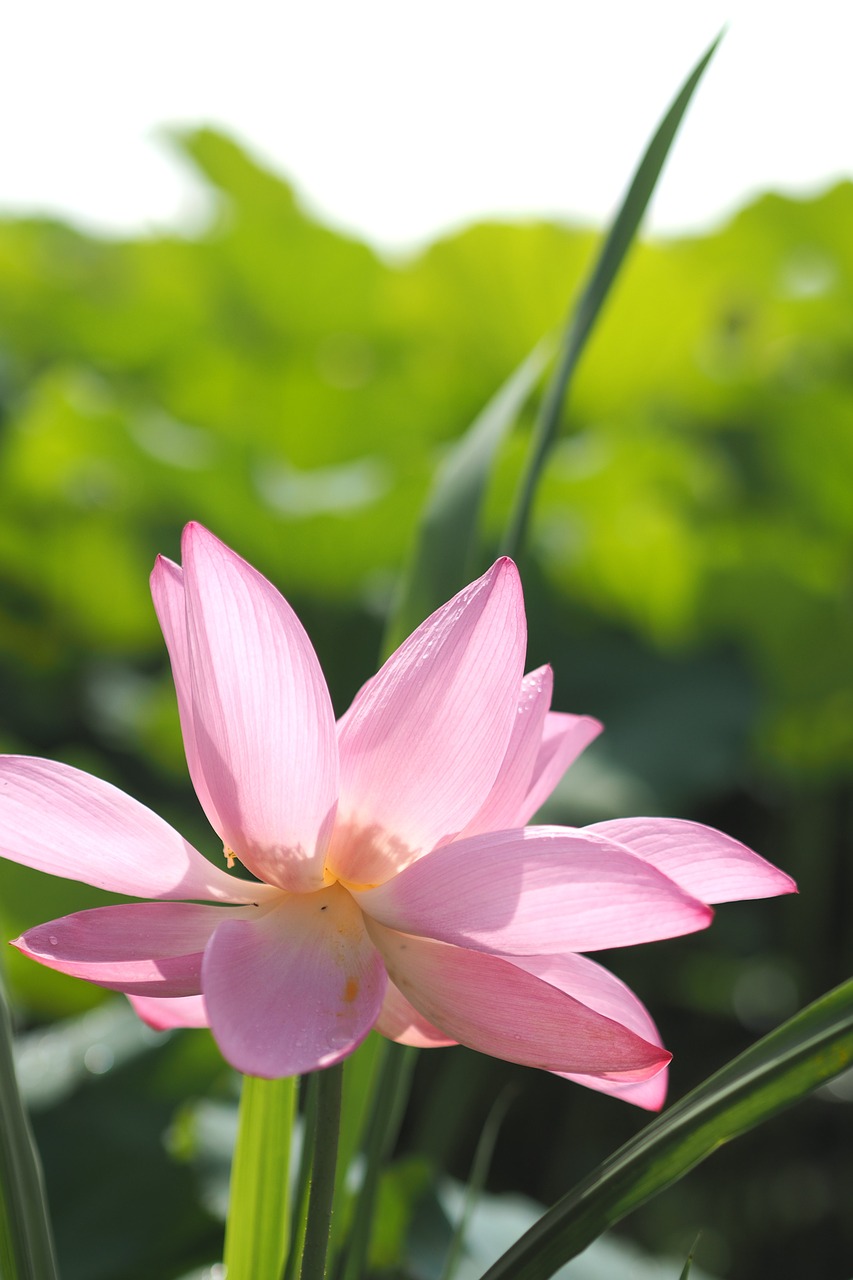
514 711 603 826
151 555 224 838
458 666 553 839
129 994 209 1030
374 981 457 1047
180 524 339 892
331 559 526 884
202 886 386 1078
366 921 669 1077
0 757 265 902
586 818 797 903
356 827 712 954
512 953 669 1110
13 902 250 995
561 1070 669 1111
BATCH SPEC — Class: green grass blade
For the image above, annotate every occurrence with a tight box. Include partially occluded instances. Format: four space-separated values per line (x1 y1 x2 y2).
501 32 722 560
383 340 551 655
478 977 853 1280
440 1086 516 1280
0 973 59 1280
678 1233 702 1279
327 1033 384 1264
337 1041 418 1280
283 1074 318 1280
222 1073 296 1280
298 1063 343 1280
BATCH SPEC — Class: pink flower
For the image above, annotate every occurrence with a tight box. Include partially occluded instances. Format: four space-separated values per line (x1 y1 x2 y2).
1 525 795 1109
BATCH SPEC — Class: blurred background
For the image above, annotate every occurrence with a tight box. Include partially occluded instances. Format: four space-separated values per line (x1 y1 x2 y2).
1 5 852 1279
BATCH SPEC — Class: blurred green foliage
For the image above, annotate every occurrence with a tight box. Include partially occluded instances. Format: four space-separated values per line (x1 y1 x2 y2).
1 130 852 1278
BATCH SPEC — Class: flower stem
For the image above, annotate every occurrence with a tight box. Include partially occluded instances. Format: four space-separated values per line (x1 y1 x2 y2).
282 1073 319 1280
298 1062 344 1280
224 1073 296 1280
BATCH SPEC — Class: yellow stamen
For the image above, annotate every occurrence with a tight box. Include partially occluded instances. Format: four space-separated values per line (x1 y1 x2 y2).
223 845 237 869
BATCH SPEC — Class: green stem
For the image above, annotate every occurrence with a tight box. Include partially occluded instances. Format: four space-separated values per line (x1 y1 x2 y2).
298 1064 344 1280
338 1041 418 1280
223 1074 296 1280
0 971 59 1280
282 1074 319 1280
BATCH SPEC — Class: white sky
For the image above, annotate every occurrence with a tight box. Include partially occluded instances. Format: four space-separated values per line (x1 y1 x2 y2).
2 1 851 252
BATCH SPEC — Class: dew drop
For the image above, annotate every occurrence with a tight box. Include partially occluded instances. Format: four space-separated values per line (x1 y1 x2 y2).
48 935 58 946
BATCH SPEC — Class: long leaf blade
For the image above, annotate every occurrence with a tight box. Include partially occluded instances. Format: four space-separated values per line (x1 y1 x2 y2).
384 340 551 654
501 32 722 559
479 977 853 1280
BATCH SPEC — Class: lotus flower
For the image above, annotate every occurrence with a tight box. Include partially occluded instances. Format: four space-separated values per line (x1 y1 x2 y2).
0 524 795 1108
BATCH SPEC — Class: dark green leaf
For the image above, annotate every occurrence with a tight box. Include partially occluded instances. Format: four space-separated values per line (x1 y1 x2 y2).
480 977 853 1280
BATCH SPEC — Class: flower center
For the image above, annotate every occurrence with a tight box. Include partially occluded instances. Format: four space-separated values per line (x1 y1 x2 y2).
323 819 417 890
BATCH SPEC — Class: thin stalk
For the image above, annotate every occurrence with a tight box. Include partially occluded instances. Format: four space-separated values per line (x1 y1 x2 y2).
283 1074 320 1280
299 1064 344 1280
679 1233 703 1279
440 1086 516 1280
337 1041 418 1280
0 972 59 1280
